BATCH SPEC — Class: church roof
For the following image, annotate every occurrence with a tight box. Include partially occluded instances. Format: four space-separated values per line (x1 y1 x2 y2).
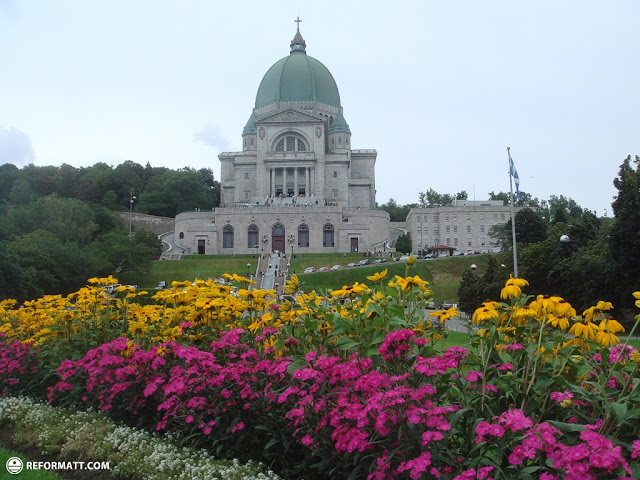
329 110 350 133
254 27 341 110
243 112 257 134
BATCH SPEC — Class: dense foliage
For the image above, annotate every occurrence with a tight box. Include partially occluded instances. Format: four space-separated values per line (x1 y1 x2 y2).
1 269 639 479
0 161 220 215
0 195 160 302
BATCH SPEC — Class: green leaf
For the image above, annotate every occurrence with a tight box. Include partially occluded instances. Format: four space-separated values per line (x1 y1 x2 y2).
547 420 585 433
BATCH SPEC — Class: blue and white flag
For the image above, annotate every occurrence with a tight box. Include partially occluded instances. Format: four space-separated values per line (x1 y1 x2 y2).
508 151 521 201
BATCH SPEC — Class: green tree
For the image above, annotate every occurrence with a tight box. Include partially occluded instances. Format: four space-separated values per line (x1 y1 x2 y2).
378 198 415 222
395 233 412 254
457 268 482 315
9 177 35 205
609 155 640 314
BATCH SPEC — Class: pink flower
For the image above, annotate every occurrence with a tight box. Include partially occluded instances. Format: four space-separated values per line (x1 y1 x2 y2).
499 409 532 432
550 390 573 403
631 439 640 459
465 371 483 382
231 421 245 433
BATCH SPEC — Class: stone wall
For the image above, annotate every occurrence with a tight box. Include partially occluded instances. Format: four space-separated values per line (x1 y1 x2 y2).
119 212 174 235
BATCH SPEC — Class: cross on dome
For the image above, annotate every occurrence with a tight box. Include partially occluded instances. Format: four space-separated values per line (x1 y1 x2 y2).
290 17 306 53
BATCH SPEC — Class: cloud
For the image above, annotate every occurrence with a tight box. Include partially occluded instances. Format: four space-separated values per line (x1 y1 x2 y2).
0 126 35 166
194 123 230 151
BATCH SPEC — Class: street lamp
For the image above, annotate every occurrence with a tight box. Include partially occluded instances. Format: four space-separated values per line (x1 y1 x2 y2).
247 263 251 277
129 188 136 236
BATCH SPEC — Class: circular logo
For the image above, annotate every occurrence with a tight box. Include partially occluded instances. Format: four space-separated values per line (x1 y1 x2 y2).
6 457 23 474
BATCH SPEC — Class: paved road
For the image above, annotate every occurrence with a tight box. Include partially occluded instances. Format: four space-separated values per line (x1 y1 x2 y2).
261 253 282 291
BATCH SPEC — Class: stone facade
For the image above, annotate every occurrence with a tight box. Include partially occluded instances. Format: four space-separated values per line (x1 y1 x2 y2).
175 26 387 255
174 206 389 256
406 200 522 254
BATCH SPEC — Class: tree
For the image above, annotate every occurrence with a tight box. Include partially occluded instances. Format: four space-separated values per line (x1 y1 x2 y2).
491 208 547 249
395 233 412 254
609 155 640 313
378 198 415 222
457 268 482 315
418 189 454 207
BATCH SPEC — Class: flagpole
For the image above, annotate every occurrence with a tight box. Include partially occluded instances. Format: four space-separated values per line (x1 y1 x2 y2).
507 147 519 277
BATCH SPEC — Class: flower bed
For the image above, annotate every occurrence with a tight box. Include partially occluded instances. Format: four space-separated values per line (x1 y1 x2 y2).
1 271 640 479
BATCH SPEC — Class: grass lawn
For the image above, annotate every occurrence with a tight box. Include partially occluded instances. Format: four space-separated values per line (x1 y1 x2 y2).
0 448 64 479
139 253 492 305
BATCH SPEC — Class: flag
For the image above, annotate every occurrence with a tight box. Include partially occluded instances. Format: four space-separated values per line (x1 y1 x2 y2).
508 151 521 201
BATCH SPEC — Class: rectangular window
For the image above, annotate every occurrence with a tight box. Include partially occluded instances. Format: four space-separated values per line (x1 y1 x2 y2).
480 214 484 219
417 240 422 247
453 225 458 233
445 225 450 233
480 225 485 233
501 213 506 220
434 227 439 235
446 238 451 246
454 237 458 246
466 214 471 220
445 214 450 221
453 214 457 221
286 137 296 151
244 172 249 179
481 238 486 246
494 213 498 219
467 237 472 246
333 189 338 198
433 214 439 222
355 171 361 178
467 225 471 233
244 191 249 199
424 226 428 234
333 171 338 178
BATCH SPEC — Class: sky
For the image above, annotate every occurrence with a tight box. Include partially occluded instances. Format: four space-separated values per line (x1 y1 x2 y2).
1 0 638 217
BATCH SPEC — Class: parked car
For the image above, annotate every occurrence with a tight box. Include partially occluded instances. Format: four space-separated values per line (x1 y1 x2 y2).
452 250 464 256
155 281 166 290
440 301 454 309
346 262 357 268
331 264 343 270
424 253 434 258
357 259 371 266
318 267 330 272
303 267 317 274
492 247 502 253
398 255 410 262
373 258 387 264
465 250 476 256
426 301 436 309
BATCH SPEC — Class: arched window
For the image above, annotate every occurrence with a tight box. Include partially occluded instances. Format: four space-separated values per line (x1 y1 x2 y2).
323 224 335 247
179 232 184 239
223 225 234 248
247 225 259 248
298 224 309 248
274 135 307 152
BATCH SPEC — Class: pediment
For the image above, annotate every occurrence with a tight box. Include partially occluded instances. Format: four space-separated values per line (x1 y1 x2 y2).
257 109 322 124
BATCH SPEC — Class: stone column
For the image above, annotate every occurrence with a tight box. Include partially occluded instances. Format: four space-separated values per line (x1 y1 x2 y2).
294 167 298 196
270 168 274 195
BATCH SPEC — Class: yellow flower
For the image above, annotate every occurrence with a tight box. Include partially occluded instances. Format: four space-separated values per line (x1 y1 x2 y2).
547 314 570 330
472 305 499 325
598 318 625 334
283 275 299 295
388 275 429 291
500 284 521 300
634 291 640 309
506 276 529 288
632 351 640 365
595 330 620 347
331 282 367 297
367 269 388 282
406 255 417 266
512 307 538 325
569 321 598 340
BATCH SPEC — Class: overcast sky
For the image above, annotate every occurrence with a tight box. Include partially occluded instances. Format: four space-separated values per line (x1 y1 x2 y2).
1 1 638 216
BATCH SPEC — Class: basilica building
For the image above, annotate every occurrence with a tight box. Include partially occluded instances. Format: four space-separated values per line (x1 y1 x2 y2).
174 25 391 255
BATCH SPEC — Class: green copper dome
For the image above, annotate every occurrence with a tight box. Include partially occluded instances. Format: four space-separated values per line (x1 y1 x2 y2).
255 30 341 109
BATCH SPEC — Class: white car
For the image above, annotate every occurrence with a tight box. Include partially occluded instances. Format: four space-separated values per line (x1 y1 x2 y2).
331 264 343 270
303 267 317 274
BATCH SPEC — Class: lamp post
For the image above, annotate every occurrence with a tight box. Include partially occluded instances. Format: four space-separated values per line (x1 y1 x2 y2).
247 263 251 277
129 188 136 236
